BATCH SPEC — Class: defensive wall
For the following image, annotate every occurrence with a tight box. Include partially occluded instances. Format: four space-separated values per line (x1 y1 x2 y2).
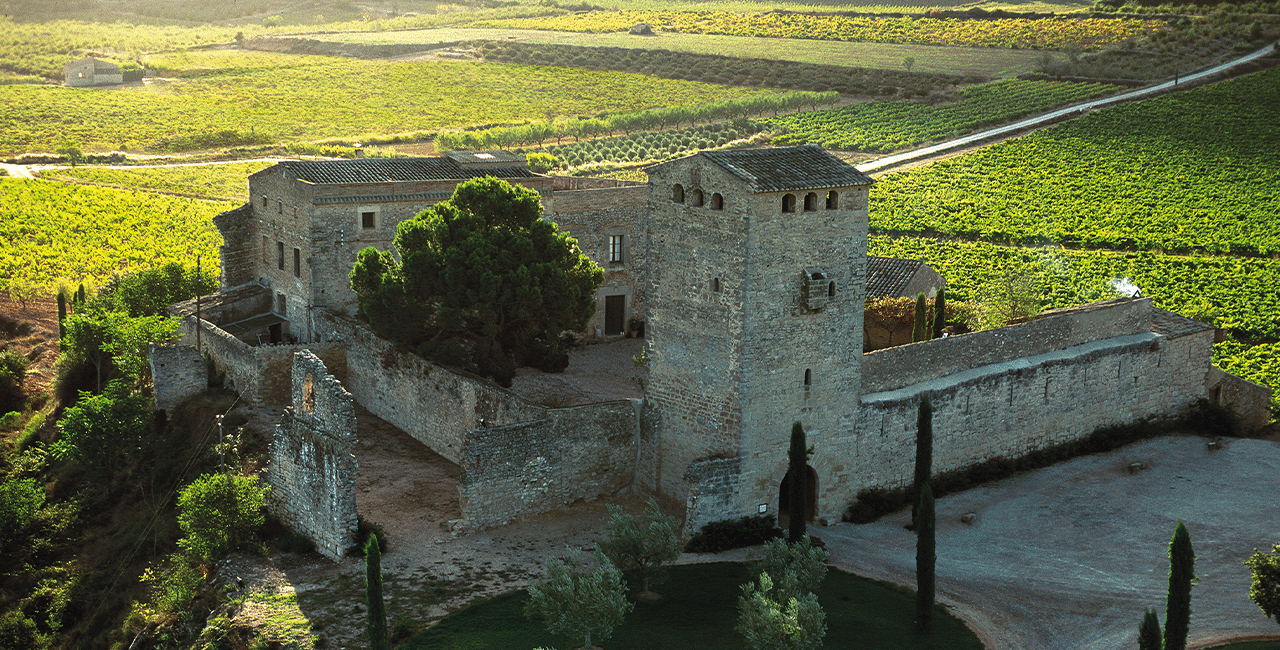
457 399 641 531
266 351 359 560
149 344 207 413
851 298 1217 492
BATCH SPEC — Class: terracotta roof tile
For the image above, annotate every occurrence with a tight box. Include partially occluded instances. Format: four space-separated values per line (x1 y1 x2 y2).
697 145 874 193
866 256 925 299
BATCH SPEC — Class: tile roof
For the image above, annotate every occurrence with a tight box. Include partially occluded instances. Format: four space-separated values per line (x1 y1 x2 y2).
1150 308 1215 339
866 256 925 299
698 145 874 193
274 157 537 185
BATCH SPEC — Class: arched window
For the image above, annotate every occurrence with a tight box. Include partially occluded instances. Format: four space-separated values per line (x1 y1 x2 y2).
828 281 836 297
803 192 817 212
782 194 797 213
711 193 724 210
691 189 704 207
672 184 685 203
712 277 721 293
826 190 839 210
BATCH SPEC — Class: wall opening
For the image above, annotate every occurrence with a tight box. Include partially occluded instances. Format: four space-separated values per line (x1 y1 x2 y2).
672 184 685 203
691 189 705 207
604 295 625 335
803 192 817 212
712 277 721 293
782 194 796 213
711 193 724 210
826 190 839 210
778 465 818 526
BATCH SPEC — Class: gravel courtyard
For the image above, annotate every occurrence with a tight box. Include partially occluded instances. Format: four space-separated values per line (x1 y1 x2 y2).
820 435 1280 650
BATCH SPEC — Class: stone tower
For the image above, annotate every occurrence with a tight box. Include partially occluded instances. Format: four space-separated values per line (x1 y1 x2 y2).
641 145 874 533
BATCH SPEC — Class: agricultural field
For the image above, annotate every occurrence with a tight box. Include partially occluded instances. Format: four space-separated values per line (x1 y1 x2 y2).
39 161 274 201
763 78 1119 151
331 28 1068 77
470 11 1161 50
868 68 1280 254
867 67 1280 404
0 179 227 291
0 56 779 153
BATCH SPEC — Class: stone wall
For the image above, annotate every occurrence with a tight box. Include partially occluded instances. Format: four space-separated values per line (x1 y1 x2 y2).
313 311 545 463
457 399 641 531
862 298 1152 394
1206 366 1273 433
149 344 206 413
267 351 359 561
681 456 743 537
852 325 1214 493
544 185 649 336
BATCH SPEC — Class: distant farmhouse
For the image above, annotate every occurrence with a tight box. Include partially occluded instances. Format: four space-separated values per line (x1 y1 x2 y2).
63 57 122 87
157 146 1271 559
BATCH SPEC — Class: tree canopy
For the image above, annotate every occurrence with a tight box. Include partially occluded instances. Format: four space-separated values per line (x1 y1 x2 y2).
350 177 602 386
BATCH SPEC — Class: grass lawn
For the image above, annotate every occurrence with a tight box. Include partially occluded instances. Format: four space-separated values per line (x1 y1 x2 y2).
403 562 981 650
329 27 1067 77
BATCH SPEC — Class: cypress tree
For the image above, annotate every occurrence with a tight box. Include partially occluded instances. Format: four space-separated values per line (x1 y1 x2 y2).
366 534 389 650
788 421 807 544
912 292 928 342
76 283 86 306
931 287 947 339
1164 521 1195 650
1139 609 1163 650
915 480 935 631
57 289 67 341
912 396 933 527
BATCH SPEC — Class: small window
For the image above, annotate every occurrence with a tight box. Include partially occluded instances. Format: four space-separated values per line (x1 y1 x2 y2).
803 192 817 212
609 235 624 264
276 292 287 316
712 277 720 293
672 184 685 204
262 236 269 263
293 248 301 278
711 193 724 210
782 194 797 213
804 369 812 386
691 189 704 207
277 200 283 215
361 211 376 229
262 195 267 208
826 191 839 210
277 241 285 271
828 281 836 297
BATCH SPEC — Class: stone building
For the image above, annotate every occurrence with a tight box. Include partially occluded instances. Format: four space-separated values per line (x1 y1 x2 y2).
164 145 1270 550
63 57 122 86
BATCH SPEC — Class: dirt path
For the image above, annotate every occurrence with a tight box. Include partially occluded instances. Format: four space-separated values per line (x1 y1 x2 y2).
821 435 1280 650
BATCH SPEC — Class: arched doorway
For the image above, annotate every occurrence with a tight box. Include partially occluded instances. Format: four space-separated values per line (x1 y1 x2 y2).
777 465 818 528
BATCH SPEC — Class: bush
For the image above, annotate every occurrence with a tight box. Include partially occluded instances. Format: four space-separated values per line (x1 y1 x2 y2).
0 348 29 415
526 152 560 174
353 514 387 556
685 515 783 553
176 473 269 563
0 477 45 548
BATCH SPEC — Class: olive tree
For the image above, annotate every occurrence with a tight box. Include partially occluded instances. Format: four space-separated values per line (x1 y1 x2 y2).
736 572 826 650
1245 542 1280 628
599 498 681 596
525 547 633 649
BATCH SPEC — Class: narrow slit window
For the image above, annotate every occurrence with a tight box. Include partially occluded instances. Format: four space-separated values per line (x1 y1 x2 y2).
712 277 721 293
828 281 835 297
277 241 285 270
293 248 301 278
804 369 812 386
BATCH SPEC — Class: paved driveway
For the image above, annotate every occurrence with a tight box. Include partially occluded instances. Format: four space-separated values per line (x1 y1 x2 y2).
821 436 1280 649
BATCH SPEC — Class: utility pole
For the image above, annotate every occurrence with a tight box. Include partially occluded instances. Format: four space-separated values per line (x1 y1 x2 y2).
195 255 202 351
215 414 225 473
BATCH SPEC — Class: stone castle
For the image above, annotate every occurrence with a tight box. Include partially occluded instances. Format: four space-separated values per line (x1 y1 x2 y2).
155 146 1270 559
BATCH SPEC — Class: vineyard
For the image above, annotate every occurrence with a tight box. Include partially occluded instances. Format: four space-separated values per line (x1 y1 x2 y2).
40 161 274 201
0 59 775 153
763 79 1119 152
473 40 980 98
1214 340 1280 415
471 11 1160 50
868 68 1280 254
523 120 769 168
0 179 226 291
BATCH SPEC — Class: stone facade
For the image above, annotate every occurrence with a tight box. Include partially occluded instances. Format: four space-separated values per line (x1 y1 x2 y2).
641 146 874 525
64 57 122 86
457 399 641 530
266 351 359 560
148 344 206 413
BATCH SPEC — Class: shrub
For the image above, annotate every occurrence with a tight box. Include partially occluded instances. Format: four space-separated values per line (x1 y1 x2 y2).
685 515 783 553
176 473 269 563
526 152 560 174
0 349 29 415
0 477 45 548
134 555 205 624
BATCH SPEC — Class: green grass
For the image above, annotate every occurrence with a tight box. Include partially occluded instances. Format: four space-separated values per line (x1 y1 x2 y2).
40 162 274 201
0 58 778 154
403 562 981 650
327 27 1067 77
